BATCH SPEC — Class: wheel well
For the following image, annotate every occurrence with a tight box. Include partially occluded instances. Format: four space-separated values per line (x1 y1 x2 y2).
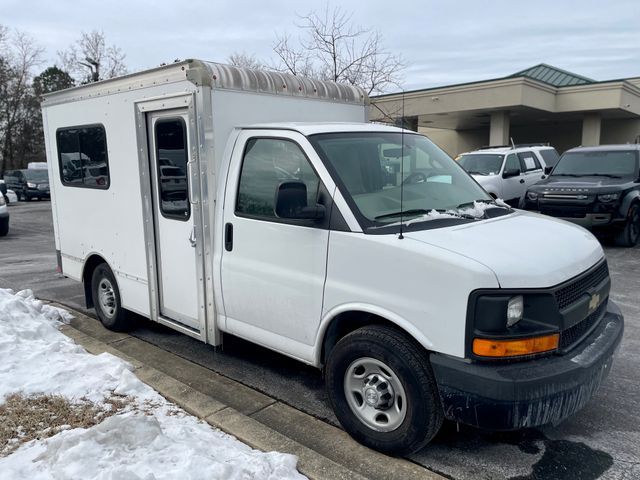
82 254 108 309
321 311 410 365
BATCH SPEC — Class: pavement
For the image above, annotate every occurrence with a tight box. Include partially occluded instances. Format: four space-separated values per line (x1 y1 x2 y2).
1 200 639 480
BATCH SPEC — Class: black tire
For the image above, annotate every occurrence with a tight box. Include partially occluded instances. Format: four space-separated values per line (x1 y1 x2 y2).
0 220 8 237
91 263 129 331
25 193 32 202
325 325 443 455
615 203 640 247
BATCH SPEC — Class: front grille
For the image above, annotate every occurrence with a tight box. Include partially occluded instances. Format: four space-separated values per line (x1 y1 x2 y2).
540 206 588 218
560 300 607 351
554 261 609 310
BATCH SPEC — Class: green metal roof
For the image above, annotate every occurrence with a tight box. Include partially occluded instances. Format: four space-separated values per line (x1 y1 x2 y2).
509 64 594 87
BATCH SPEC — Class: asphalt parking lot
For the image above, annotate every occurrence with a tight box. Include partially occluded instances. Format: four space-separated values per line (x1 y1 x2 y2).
1 201 638 480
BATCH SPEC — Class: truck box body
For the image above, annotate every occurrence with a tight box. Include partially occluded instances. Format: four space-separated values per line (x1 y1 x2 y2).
42 60 623 455
42 60 367 344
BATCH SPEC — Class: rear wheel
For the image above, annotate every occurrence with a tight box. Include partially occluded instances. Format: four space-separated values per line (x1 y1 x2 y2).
0 219 8 237
91 263 129 331
325 325 443 455
615 203 640 247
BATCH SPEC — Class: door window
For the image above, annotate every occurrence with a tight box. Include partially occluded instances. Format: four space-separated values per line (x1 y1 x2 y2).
236 138 320 220
504 154 520 173
518 151 542 171
155 118 190 220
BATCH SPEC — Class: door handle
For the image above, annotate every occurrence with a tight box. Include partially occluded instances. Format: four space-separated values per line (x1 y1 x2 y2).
519 179 525 184
189 226 196 248
225 223 233 251
187 162 197 204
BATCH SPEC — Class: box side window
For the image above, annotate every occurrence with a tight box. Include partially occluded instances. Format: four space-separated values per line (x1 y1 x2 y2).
56 125 110 189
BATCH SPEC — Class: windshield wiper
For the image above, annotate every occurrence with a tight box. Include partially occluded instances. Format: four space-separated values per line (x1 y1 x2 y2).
375 209 431 220
467 170 488 175
455 199 499 209
551 173 582 177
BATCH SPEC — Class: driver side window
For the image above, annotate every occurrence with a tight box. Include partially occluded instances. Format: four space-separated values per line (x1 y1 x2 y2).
236 138 320 219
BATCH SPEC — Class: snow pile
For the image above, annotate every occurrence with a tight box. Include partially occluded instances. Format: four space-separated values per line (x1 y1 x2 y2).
396 200 511 227
0 288 306 480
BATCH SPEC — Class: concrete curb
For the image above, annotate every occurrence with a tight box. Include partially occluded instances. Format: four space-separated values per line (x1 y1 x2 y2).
56 305 445 480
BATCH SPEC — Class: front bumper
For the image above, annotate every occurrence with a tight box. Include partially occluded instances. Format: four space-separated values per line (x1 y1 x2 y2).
430 300 624 430
26 187 50 199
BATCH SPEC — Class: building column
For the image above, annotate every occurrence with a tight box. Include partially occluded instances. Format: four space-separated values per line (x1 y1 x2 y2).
489 111 510 146
582 114 601 146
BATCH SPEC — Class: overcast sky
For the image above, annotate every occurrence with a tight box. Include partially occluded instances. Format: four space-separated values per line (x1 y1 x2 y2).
3 0 640 92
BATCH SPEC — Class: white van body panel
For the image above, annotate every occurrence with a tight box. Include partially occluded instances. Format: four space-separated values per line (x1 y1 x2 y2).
405 210 604 288
320 230 499 360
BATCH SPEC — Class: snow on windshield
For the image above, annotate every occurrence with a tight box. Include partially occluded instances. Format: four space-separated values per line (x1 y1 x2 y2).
384 199 510 227
0 288 305 480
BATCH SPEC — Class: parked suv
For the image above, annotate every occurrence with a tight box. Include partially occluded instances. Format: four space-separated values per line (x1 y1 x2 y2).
3 169 50 201
521 145 640 247
457 145 559 206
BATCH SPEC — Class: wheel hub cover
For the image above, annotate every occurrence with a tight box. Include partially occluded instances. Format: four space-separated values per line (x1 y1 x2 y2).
363 374 394 410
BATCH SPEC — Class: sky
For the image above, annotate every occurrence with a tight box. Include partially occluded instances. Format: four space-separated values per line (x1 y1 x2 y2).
2 0 640 92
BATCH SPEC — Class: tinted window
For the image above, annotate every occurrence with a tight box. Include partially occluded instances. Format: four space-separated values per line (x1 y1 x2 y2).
539 149 560 167
518 151 541 171
236 138 320 219
553 150 639 177
23 170 49 181
57 125 109 188
504 154 520 172
155 119 190 220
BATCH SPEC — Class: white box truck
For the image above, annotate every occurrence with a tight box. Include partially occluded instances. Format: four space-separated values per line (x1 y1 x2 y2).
42 60 624 455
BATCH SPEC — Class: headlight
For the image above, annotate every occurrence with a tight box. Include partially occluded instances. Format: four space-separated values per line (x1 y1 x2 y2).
506 295 524 327
526 191 538 201
27 182 36 188
597 193 619 202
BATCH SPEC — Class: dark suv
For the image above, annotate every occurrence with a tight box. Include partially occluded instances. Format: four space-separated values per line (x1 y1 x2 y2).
3 169 50 201
520 145 640 247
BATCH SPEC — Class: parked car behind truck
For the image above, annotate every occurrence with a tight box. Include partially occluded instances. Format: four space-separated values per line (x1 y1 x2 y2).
41 61 624 455
457 144 559 206
521 145 640 247
3 168 50 201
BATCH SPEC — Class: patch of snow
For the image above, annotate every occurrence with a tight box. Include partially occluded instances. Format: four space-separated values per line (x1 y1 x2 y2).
0 288 306 479
388 200 511 227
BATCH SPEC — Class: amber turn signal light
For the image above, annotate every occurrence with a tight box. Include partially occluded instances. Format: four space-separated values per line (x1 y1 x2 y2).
473 334 559 358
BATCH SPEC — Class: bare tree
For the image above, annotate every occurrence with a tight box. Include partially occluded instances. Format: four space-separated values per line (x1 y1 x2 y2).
227 51 265 70
58 30 127 83
273 5 404 94
0 27 44 174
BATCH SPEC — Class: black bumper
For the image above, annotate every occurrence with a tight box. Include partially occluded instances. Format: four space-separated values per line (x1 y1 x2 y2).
431 301 624 430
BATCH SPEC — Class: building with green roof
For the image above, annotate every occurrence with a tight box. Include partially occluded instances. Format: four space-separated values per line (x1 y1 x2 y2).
371 64 640 155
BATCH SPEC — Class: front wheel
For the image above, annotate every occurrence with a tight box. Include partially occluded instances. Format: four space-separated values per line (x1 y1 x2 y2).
91 263 129 331
325 325 443 455
615 203 640 247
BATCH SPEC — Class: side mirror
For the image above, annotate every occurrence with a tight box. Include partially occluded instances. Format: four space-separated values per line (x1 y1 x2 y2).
544 166 553 175
275 181 325 220
502 168 521 179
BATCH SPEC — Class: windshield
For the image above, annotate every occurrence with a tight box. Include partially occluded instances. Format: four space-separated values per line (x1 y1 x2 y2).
552 150 639 177
23 169 49 181
309 132 495 230
457 154 503 175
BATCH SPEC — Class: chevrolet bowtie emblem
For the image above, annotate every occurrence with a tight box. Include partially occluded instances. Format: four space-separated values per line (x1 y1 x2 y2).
588 293 601 313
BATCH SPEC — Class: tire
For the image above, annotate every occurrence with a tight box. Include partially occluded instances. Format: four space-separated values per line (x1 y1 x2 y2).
615 203 640 247
25 193 32 202
325 325 443 455
91 263 129 331
0 220 8 237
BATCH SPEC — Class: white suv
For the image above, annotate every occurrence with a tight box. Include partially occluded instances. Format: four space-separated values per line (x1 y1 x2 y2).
457 145 559 206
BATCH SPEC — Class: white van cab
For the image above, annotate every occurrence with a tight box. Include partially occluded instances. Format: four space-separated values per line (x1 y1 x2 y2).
457 144 559 205
42 61 623 455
